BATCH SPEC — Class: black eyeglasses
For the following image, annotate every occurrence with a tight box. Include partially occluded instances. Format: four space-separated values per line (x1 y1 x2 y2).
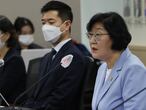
86 32 109 41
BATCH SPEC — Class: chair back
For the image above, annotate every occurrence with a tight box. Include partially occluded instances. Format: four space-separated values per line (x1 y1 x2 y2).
80 57 101 110
21 49 51 71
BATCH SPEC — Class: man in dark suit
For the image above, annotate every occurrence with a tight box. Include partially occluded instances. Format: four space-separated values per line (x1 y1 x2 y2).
24 1 87 110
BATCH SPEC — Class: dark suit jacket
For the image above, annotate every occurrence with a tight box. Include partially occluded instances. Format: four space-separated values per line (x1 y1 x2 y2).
72 41 92 57
80 59 101 110
24 40 87 110
0 48 26 105
28 43 43 49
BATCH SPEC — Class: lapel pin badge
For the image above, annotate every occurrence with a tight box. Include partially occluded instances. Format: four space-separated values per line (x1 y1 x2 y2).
61 54 73 68
109 76 113 81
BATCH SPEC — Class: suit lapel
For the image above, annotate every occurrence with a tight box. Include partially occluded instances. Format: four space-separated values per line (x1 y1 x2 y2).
96 68 120 105
34 52 55 97
35 41 73 98
92 65 106 108
96 48 131 106
40 53 53 76
50 41 73 66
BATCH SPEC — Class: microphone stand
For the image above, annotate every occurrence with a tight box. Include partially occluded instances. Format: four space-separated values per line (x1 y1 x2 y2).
0 59 4 67
12 63 62 109
112 87 146 110
0 93 10 107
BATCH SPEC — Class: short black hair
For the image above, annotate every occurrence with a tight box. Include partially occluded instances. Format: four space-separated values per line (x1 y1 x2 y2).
0 15 17 48
14 17 34 34
87 12 132 51
41 1 73 23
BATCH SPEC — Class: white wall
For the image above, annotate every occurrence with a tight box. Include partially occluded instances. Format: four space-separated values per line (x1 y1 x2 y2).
1 0 145 48
0 0 81 47
0 0 49 47
61 0 81 41
128 24 146 46
81 0 146 51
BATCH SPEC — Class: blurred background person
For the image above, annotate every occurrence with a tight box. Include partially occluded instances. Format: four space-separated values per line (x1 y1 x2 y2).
86 12 146 110
14 17 42 52
0 15 26 105
72 39 92 57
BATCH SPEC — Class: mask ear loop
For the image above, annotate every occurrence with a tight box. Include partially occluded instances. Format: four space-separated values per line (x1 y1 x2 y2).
60 20 71 33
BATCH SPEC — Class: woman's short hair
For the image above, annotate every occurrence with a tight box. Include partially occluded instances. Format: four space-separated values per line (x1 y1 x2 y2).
0 15 17 48
14 17 34 34
87 12 132 51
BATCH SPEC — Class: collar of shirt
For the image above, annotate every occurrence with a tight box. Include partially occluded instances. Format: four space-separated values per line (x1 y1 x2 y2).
53 38 71 52
105 68 112 82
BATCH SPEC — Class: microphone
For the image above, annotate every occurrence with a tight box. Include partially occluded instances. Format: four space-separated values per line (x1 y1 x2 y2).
112 87 146 110
0 93 10 106
13 63 62 106
0 59 4 67
13 54 73 107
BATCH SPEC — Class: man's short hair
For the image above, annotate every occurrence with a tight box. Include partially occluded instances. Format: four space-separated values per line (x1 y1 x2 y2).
41 1 73 23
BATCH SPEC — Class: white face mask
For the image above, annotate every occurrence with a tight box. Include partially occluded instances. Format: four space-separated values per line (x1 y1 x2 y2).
19 34 34 45
42 24 63 43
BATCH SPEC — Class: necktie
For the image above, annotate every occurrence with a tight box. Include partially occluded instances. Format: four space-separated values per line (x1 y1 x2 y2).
50 48 56 60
